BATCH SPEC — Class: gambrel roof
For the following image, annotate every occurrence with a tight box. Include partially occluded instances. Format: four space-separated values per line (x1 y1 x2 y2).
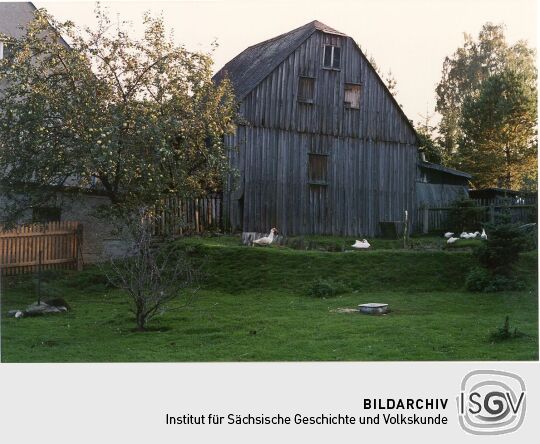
213 20 346 101
213 20 418 141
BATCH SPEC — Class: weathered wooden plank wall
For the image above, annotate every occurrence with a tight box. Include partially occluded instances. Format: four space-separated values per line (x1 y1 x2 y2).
224 127 417 236
223 30 418 236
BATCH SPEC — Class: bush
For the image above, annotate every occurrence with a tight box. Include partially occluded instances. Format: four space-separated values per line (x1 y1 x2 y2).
465 267 524 292
474 223 528 275
304 278 349 298
447 198 485 232
489 316 525 342
465 267 493 292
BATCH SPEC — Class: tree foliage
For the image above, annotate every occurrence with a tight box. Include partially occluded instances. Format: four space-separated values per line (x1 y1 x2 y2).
460 68 537 189
0 7 237 220
435 23 537 190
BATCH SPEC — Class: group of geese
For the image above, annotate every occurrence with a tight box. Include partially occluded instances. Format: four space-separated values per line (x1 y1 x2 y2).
251 227 487 248
445 228 487 244
250 228 372 249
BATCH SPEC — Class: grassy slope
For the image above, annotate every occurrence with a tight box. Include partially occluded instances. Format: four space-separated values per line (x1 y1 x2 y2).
1 236 537 362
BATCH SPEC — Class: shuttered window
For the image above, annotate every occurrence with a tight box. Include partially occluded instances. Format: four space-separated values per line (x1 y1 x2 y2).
308 153 328 184
344 83 361 109
298 76 315 103
323 45 341 69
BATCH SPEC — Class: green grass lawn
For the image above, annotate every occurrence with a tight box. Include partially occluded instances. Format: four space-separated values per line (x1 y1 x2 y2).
1 235 537 362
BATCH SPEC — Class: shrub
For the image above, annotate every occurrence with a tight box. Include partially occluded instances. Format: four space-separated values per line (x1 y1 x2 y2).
305 278 349 298
474 223 528 275
465 267 493 292
489 316 525 342
466 267 524 292
447 198 485 232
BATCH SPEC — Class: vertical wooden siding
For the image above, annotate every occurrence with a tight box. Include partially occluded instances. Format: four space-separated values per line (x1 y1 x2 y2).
240 32 417 144
225 127 417 236
224 30 418 236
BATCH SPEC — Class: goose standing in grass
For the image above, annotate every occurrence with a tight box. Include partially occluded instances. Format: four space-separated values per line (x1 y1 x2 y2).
252 228 278 246
481 228 488 240
447 236 459 244
460 232 469 239
444 232 454 238
352 239 370 249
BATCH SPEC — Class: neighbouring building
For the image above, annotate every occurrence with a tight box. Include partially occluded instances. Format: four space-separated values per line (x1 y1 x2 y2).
0 2 122 262
416 158 471 208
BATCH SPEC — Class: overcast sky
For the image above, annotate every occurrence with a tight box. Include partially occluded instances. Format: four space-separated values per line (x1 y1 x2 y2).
33 0 538 126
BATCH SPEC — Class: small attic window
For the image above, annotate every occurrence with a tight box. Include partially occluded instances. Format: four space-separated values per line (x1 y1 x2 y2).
0 41 14 61
298 76 315 103
344 83 361 109
323 45 341 69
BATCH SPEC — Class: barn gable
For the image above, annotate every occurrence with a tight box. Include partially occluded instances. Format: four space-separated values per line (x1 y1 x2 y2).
214 20 417 144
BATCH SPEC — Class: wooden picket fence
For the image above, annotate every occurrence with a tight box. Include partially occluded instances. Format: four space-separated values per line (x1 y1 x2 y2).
417 204 536 233
0 221 83 276
153 194 222 236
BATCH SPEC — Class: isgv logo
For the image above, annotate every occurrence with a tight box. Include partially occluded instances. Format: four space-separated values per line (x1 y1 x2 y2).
457 370 526 435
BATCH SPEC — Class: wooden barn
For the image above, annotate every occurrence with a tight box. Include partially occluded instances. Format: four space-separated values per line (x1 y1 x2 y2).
214 20 420 236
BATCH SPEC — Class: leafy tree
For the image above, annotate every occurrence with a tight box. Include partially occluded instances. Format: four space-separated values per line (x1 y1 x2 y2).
105 208 196 331
0 7 237 221
459 68 537 189
435 23 537 188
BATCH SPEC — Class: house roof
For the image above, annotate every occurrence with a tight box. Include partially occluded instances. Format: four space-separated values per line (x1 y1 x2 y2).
419 161 472 180
0 2 37 39
0 2 70 49
213 20 418 142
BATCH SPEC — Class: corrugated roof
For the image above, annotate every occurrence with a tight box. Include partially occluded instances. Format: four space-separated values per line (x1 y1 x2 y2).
213 20 346 101
420 161 472 179
0 2 37 39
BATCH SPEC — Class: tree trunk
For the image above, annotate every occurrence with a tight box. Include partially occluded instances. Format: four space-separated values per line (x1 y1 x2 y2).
136 311 146 332
505 144 512 189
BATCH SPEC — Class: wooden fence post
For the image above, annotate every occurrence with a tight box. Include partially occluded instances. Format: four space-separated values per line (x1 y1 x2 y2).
76 224 84 271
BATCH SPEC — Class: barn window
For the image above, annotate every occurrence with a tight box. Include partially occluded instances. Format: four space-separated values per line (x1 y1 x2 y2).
0 41 14 61
298 76 315 103
308 153 328 184
323 45 341 69
344 83 361 109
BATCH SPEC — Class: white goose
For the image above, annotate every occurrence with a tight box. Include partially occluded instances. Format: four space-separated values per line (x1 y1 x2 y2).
444 232 454 238
447 236 459 244
252 228 278 246
352 239 371 249
481 228 488 240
